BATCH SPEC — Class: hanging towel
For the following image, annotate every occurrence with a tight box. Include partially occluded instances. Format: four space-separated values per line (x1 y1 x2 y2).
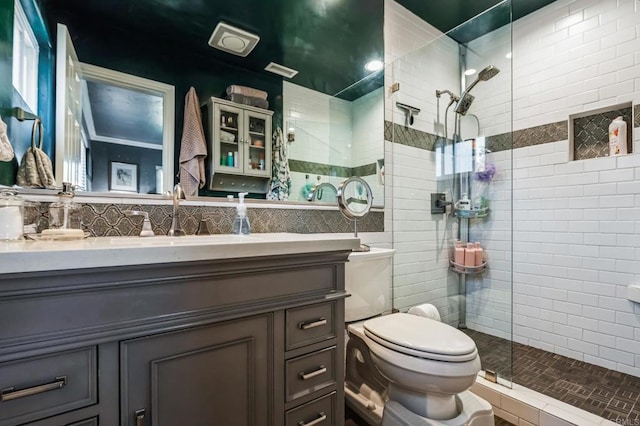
179 87 208 197
267 127 291 201
16 118 56 188
0 115 18 186
0 115 15 162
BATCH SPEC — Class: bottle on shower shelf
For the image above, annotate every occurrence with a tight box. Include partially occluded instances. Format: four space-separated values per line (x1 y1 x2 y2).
474 242 484 266
454 240 465 265
464 243 476 267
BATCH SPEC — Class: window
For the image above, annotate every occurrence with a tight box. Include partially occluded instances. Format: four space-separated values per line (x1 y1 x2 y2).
12 0 39 113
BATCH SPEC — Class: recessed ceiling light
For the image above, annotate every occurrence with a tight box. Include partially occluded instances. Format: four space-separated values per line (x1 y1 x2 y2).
464 68 477 76
364 60 384 72
506 52 512 59
208 22 260 57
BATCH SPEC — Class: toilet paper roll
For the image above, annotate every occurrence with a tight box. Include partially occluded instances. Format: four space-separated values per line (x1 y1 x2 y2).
407 303 441 322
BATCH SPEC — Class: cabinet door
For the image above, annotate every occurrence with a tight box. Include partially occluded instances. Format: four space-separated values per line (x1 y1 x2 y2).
244 111 272 178
121 314 272 426
214 103 244 175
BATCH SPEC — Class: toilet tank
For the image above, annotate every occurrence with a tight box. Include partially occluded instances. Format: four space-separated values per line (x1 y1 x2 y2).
345 248 395 322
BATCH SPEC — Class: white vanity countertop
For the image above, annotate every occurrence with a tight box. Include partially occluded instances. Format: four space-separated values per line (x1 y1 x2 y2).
0 233 360 274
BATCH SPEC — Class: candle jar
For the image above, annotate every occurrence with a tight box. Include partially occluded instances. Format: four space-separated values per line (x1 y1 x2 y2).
0 189 24 240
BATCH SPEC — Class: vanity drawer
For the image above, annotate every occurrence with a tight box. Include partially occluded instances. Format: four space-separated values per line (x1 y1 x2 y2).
286 301 336 350
67 418 98 426
286 346 336 401
0 347 97 426
285 392 336 426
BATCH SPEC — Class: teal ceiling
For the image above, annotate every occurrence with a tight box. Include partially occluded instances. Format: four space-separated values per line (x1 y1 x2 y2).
396 0 558 44
39 0 384 101
39 0 557 101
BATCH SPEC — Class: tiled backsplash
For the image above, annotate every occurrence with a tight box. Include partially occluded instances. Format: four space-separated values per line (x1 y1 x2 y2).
29 202 384 237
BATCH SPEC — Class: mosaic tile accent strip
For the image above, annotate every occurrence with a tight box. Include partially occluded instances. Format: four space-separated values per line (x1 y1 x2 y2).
464 329 640 424
384 120 393 141
573 107 632 160
514 121 568 150
351 163 377 176
634 104 639 128
486 133 513 153
289 160 377 177
28 202 384 237
387 121 439 151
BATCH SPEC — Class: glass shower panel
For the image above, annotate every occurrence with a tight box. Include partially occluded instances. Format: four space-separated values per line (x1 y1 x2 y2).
389 1 514 385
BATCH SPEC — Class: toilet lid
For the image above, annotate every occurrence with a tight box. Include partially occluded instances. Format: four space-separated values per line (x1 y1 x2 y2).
363 313 478 362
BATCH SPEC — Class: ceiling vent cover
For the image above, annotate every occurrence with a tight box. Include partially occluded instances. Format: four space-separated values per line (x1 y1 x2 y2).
208 22 260 57
264 62 299 79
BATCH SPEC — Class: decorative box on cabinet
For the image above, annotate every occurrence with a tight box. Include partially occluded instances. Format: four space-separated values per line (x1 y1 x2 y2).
202 97 273 192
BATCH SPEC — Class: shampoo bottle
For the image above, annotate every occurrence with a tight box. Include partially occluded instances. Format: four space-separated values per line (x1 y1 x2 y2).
454 240 465 265
609 116 627 156
474 242 484 266
464 243 476 267
232 192 251 235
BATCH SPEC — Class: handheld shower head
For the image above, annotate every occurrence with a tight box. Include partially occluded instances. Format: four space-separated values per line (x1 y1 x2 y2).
478 65 500 81
454 65 500 116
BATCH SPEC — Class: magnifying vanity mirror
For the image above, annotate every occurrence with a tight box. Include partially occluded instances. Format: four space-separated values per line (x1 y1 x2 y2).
337 176 373 251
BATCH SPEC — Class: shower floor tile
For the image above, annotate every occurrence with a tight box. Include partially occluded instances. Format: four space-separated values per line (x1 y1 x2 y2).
463 329 640 424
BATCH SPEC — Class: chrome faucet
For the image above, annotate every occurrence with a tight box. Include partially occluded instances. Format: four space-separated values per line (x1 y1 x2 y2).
168 183 186 236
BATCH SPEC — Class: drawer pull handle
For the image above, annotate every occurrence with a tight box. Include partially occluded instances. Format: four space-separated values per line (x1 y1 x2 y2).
1 376 67 402
298 318 327 330
299 412 327 426
299 365 327 381
135 408 146 426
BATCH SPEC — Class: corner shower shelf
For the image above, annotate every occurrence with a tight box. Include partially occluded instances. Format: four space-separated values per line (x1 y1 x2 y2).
450 259 487 275
454 208 489 219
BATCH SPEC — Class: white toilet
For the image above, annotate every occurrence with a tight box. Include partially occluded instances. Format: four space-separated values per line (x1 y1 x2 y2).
344 248 494 426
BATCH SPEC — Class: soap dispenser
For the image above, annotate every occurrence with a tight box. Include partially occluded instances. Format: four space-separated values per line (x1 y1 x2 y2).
232 192 251 235
48 182 81 232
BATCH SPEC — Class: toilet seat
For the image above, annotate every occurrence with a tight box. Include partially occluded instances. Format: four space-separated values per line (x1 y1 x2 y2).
363 313 478 362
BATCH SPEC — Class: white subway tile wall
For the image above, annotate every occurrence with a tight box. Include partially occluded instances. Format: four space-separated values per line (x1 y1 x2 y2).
385 0 462 325
465 0 640 376
283 82 384 204
386 0 640 378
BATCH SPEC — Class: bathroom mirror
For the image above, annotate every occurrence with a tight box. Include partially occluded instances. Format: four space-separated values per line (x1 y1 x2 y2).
307 182 338 203
61 59 175 194
14 0 385 207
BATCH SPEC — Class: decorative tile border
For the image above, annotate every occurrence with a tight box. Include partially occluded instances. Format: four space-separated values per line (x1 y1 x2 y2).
29 202 384 237
385 121 439 151
387 106 637 155
289 159 377 177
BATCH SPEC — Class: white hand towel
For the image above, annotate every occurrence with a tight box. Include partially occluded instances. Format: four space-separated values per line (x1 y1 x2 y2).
179 87 208 197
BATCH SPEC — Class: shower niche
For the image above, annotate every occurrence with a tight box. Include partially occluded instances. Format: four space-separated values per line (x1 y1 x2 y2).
569 102 633 161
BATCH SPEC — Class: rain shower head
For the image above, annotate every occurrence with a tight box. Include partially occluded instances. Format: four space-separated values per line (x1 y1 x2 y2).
454 65 500 116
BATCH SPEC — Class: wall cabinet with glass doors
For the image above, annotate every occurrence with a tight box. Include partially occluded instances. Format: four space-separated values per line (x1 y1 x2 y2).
203 97 273 181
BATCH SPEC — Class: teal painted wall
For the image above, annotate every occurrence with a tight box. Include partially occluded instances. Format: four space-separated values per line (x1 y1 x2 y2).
0 0 18 185
0 0 54 185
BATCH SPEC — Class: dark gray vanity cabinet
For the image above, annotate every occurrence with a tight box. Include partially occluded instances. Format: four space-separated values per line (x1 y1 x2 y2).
0 250 349 426
121 314 272 426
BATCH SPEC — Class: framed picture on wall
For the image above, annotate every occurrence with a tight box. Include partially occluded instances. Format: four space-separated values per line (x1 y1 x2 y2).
109 161 138 192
